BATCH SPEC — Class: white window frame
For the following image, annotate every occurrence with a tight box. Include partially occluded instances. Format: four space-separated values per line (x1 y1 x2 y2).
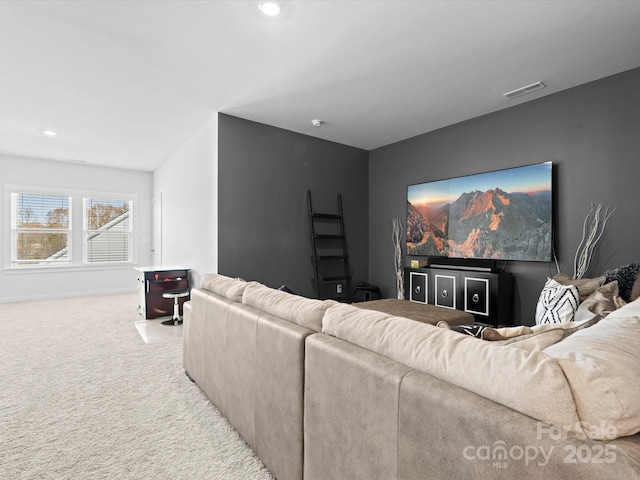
4 185 137 273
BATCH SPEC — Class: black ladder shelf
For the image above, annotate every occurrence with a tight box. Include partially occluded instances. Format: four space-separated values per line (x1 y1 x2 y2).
307 190 353 303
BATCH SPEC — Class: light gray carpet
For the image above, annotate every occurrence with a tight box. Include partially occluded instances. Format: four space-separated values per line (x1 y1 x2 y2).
0 293 274 480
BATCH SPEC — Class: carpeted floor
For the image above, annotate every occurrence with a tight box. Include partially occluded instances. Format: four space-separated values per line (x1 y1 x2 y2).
0 293 274 480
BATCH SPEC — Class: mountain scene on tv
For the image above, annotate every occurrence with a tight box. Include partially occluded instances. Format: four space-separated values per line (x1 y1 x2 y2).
406 163 552 261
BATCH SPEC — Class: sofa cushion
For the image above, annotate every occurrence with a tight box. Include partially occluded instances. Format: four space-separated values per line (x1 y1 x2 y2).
491 315 602 351
438 316 601 352
543 297 640 440
242 283 334 332
438 324 564 351
200 273 251 302
491 328 567 351
493 317 596 339
553 272 606 302
535 278 579 324
574 280 626 322
322 303 581 434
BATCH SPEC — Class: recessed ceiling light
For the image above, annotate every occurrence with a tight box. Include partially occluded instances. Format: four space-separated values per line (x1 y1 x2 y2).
311 119 323 127
42 130 58 137
259 1 281 16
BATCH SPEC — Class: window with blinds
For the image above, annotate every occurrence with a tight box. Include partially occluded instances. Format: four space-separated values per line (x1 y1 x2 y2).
10 193 71 266
7 188 135 269
83 198 133 263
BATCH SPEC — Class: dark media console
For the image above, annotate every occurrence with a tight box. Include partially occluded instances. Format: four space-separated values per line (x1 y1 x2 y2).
405 261 513 327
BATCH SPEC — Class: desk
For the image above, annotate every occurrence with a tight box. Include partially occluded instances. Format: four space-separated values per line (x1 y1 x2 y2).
135 266 190 319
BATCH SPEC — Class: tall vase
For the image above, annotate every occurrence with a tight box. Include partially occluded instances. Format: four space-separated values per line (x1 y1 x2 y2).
392 218 404 300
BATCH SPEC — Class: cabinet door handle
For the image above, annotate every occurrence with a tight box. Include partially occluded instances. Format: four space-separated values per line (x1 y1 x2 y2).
472 293 480 303
414 285 421 294
441 289 448 298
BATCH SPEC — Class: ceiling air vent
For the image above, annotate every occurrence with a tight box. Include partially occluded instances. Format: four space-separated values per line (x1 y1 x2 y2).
503 81 545 99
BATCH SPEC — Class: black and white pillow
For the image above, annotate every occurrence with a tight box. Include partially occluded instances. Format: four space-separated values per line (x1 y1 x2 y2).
450 325 488 338
535 278 580 325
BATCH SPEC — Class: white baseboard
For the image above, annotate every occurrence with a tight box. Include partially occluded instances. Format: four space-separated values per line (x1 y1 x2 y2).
0 287 137 304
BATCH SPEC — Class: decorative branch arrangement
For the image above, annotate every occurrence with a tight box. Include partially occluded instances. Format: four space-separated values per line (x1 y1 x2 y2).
573 203 616 279
392 218 404 299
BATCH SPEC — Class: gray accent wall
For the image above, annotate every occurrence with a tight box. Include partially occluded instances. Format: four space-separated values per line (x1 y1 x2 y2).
369 67 640 325
218 114 369 298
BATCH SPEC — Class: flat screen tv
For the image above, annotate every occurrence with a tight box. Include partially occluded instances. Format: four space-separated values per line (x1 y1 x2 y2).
406 161 552 261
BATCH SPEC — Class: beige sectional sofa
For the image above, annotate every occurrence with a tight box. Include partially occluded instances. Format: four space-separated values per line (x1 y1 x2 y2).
183 273 640 480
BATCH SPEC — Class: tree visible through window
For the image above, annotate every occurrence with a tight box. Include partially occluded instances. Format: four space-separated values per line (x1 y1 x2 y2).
11 193 71 265
84 198 132 263
8 189 135 268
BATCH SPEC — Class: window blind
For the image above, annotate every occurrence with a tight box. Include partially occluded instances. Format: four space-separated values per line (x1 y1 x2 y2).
11 193 71 265
83 198 132 263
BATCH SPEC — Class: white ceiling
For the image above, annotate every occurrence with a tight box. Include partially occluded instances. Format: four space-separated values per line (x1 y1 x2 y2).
1 0 640 172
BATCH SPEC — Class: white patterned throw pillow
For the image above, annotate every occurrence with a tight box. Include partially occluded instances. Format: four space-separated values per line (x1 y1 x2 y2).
535 278 580 325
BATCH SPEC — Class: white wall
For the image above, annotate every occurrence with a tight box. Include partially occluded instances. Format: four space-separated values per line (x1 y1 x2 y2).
0 154 153 302
152 115 218 289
